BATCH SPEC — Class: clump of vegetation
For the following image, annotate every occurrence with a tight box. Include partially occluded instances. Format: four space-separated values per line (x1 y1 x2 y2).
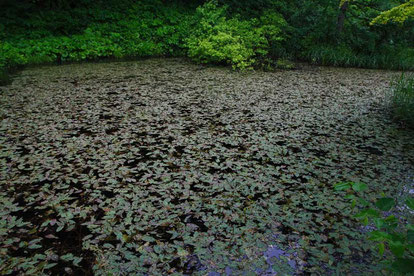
305 45 414 70
371 0 414 25
335 182 414 274
388 73 414 128
0 1 194 85
276 59 295 69
186 1 288 69
1 0 412 81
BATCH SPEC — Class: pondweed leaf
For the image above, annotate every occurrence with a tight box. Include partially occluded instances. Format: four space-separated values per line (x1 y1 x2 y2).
389 241 405 258
406 198 414 210
334 182 352 191
351 182 368 192
355 209 380 220
407 230 414 243
368 231 391 242
375 198 395 211
378 242 385 256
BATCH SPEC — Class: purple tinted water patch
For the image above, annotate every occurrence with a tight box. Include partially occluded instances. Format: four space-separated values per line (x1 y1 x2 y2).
264 245 285 262
198 244 296 275
288 259 297 270
262 244 296 274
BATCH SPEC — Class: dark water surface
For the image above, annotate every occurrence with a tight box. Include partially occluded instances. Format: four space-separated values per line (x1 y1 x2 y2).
1 58 413 275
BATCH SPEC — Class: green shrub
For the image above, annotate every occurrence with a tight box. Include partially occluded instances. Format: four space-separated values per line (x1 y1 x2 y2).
186 1 288 69
334 182 414 274
389 73 414 128
186 1 254 69
0 41 28 85
0 2 194 77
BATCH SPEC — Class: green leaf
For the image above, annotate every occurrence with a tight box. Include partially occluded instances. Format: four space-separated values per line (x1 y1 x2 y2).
369 231 391 242
384 215 399 230
177 248 188 257
378 242 385 256
344 194 355 200
390 240 405 258
28 244 42 249
351 199 356 208
354 208 380 220
391 258 414 273
374 218 385 229
407 230 414 243
61 253 74 261
334 182 352 191
358 198 370 207
407 244 414 253
406 198 414 210
375 198 395 211
142 236 156 243
351 182 368 192
44 263 58 269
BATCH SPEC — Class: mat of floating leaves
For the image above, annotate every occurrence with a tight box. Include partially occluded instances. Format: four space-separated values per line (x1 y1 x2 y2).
0 58 413 275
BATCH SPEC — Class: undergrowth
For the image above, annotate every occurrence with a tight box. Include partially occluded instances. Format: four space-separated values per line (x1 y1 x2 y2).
389 73 414 128
0 0 413 85
305 45 414 71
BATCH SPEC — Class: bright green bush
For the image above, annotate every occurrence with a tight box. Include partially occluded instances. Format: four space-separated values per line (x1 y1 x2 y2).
186 2 255 69
389 73 414 128
186 1 288 69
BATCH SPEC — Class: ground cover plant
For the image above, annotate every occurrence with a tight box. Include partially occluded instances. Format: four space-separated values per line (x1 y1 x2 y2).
0 58 413 274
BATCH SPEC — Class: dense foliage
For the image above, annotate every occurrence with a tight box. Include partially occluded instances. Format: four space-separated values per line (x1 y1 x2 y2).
0 0 413 82
0 1 194 82
372 0 414 24
335 182 414 274
186 2 288 69
389 73 414 128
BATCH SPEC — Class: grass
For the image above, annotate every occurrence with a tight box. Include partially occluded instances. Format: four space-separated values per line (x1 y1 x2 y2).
389 73 414 128
305 45 414 71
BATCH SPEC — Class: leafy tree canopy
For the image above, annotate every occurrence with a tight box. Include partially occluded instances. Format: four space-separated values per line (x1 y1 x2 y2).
371 0 414 24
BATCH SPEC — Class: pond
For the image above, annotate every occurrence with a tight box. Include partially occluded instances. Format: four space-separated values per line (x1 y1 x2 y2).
0 58 413 275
